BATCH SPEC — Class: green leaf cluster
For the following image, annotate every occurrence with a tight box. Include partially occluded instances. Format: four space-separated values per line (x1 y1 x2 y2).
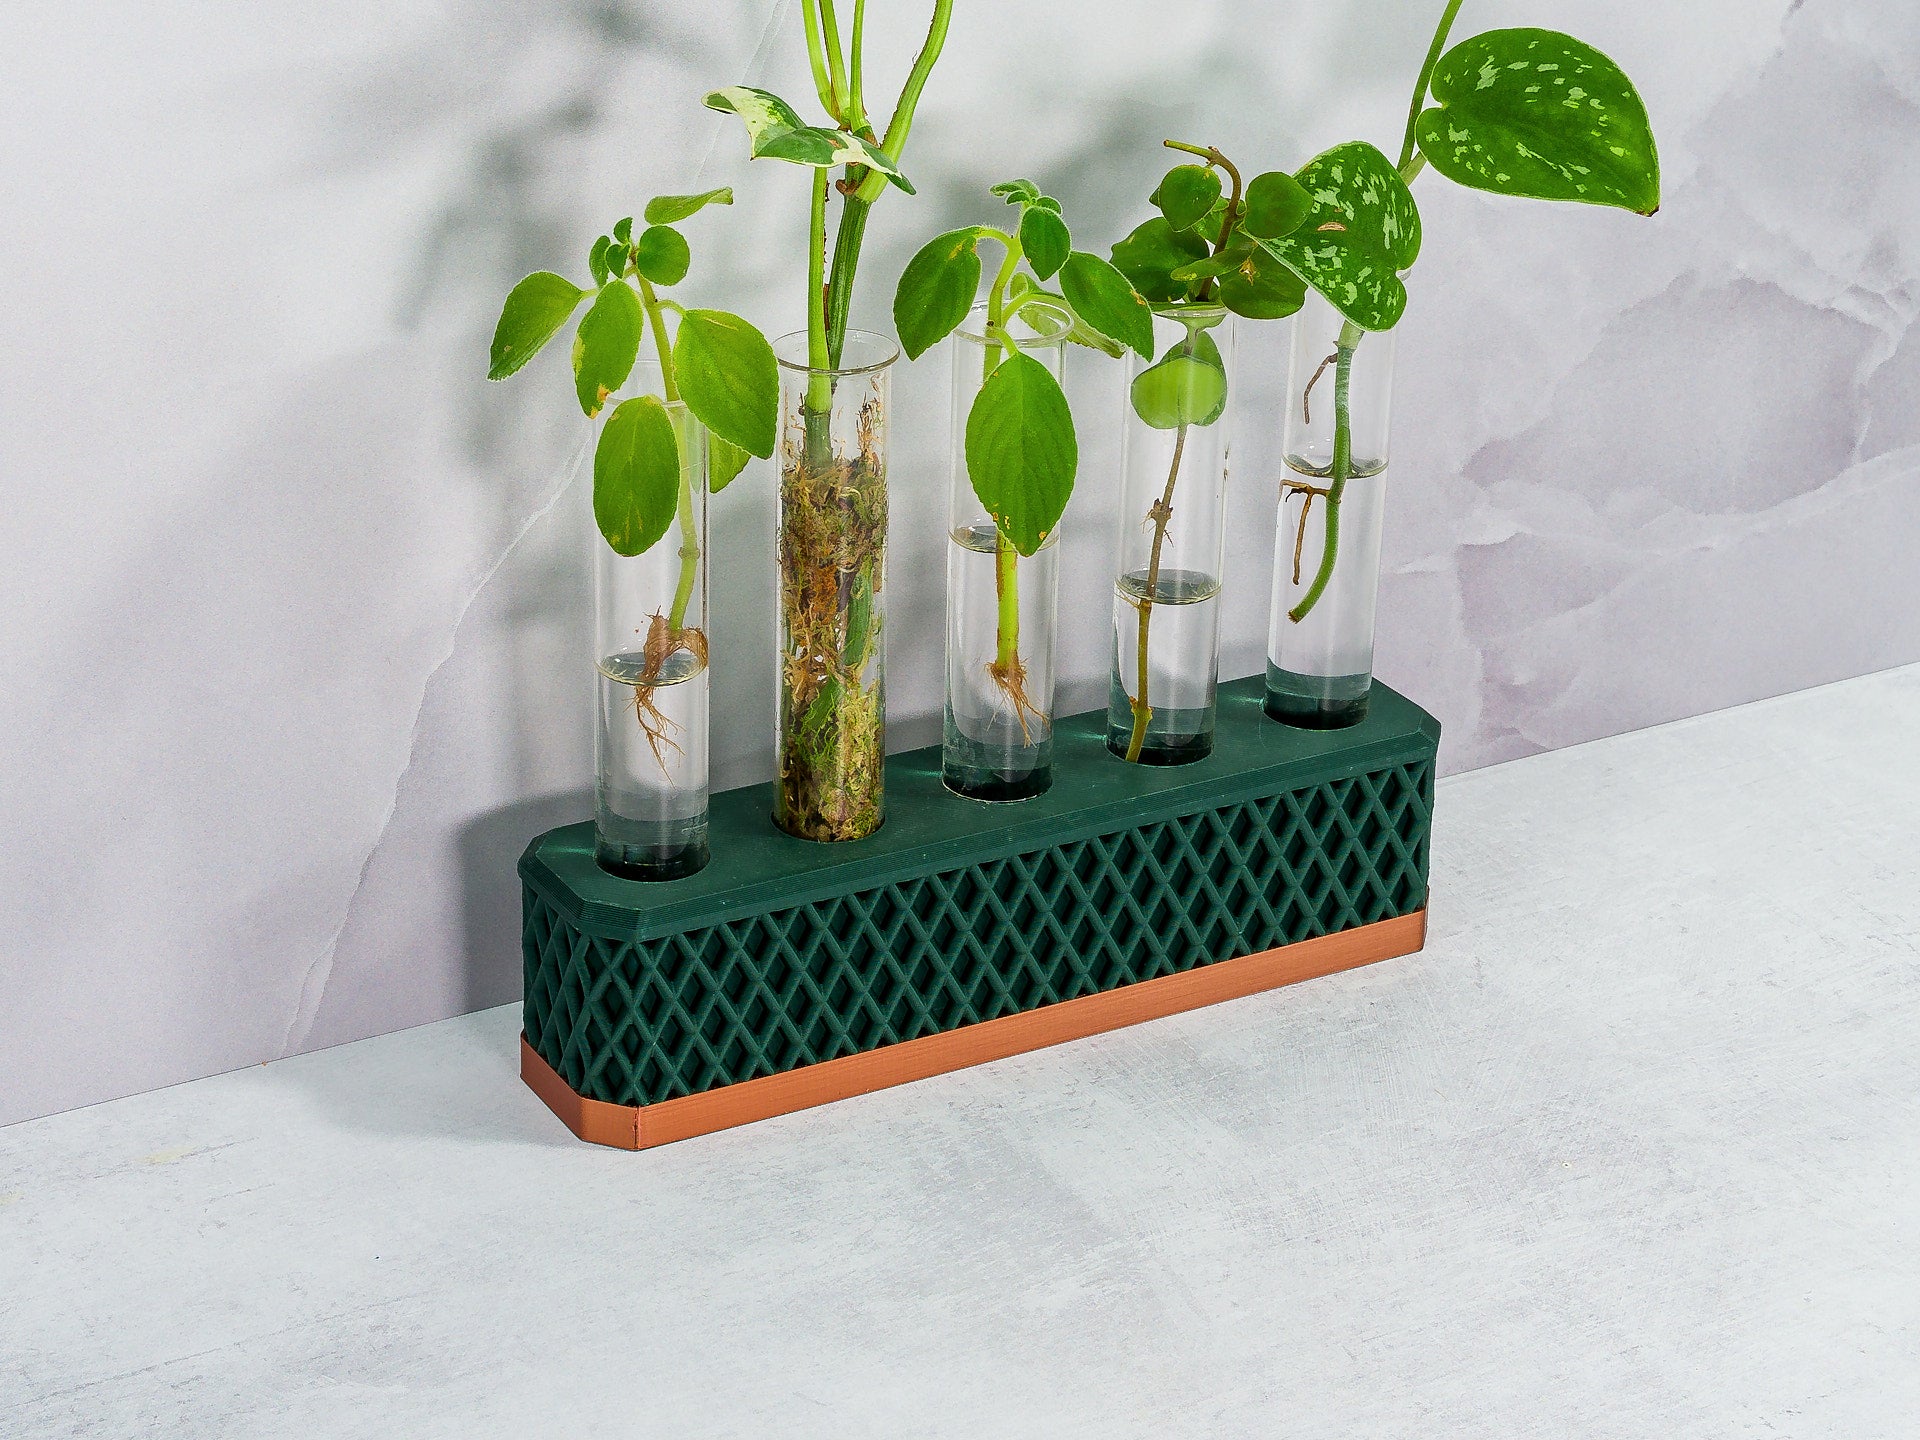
894 182 1156 556
486 189 775 557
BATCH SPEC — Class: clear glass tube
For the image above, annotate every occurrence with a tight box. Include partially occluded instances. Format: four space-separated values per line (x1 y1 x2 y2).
772 329 896 842
1107 305 1234 765
594 364 710 879
1266 289 1396 729
944 304 1069 802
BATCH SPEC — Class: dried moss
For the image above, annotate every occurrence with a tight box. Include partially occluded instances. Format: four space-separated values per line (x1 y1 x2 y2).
774 396 888 842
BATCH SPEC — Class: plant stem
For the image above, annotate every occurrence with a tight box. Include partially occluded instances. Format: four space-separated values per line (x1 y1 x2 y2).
667 427 700 633
800 0 837 118
633 277 679 402
824 190 872 370
635 277 698 636
853 0 954 203
805 170 831 415
981 235 1029 711
1288 321 1361 624
847 0 868 129
1126 421 1188 763
818 0 849 119
1398 0 1467 170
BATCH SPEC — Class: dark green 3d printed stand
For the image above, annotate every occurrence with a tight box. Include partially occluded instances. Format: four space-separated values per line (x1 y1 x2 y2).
520 676 1439 1149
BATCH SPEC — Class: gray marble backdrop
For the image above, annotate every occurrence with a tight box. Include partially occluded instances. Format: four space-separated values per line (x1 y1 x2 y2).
3 0 1914 1123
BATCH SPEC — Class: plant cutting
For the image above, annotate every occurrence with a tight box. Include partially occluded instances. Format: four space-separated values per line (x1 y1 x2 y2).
1248 3 1661 727
1101 148 1312 763
487 193 778 878
706 0 953 842
894 178 1153 799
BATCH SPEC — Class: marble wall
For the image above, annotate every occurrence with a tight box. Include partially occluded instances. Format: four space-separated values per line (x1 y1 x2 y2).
3 0 1913 1124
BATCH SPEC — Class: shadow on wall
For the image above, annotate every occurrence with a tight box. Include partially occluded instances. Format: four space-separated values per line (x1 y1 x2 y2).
459 790 594 1019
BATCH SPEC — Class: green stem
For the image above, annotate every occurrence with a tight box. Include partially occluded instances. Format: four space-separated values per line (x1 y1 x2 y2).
667 435 700 633
818 0 849 119
805 170 831 416
1398 0 1467 171
853 0 954 204
1126 420 1189 763
981 236 1026 686
633 277 679 402
824 190 872 371
846 0 868 129
1288 321 1361 624
635 277 697 636
800 0 837 118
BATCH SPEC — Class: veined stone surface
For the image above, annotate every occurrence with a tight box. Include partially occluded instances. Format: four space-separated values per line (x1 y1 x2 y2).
1 0 1914 1121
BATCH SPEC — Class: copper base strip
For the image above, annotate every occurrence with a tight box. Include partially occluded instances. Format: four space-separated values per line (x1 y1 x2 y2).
521 908 1427 1150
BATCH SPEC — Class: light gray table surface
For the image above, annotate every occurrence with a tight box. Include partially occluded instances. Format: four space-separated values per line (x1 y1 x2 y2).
4 667 1917 1438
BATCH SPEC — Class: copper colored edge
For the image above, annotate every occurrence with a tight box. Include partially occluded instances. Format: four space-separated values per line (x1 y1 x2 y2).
522 908 1427 1152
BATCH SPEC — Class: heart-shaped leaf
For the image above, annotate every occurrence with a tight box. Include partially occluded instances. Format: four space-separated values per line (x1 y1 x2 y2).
672 308 777 459
594 396 681 557
1130 331 1228 430
1019 206 1071 281
704 86 913 193
991 178 1040 204
488 272 586 380
965 352 1078 556
709 433 751 493
1240 170 1313 240
1151 164 1222 233
894 228 982 361
1416 28 1660 215
572 281 643 417
644 188 734 225
632 225 690 286
1110 219 1210 305
1059 251 1155 359
1255 141 1420 331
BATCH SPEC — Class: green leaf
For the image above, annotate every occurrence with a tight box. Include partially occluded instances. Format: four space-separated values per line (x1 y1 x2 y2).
1130 333 1228 430
1219 246 1306 320
1030 195 1062 214
1059 251 1155 359
593 396 681 557
644 188 734 225
672 308 778 458
572 281 643 417
1240 170 1313 240
487 272 586 380
704 86 914 193
632 225 690 286
1110 218 1209 305
1151 164 1222 233
708 433 751 493
965 352 1078 556
1416 28 1660 215
588 236 612 286
990 178 1040 204
1254 142 1420 331
612 216 634 245
893 227 983 361
1019 206 1071 282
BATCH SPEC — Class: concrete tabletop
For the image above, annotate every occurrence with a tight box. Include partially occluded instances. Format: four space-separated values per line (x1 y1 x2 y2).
4 667 1917 1438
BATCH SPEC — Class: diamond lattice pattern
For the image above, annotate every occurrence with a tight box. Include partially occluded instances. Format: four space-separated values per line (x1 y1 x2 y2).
524 761 1432 1106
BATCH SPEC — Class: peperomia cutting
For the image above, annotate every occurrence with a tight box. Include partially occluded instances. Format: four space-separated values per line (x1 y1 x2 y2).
487 193 778 763
894 178 1153 737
